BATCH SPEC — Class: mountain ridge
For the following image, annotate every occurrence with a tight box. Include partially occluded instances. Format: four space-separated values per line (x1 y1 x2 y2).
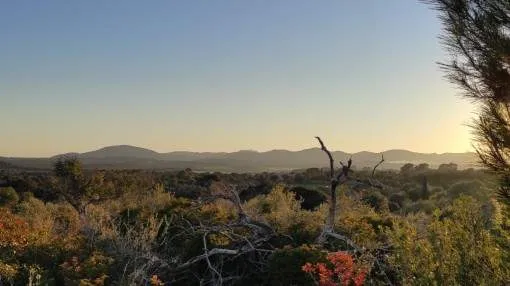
0 145 479 172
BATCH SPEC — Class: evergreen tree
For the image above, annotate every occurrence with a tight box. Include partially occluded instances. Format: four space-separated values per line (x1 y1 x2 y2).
426 0 510 205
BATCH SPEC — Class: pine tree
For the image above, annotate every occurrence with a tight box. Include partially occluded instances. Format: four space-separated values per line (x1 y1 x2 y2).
425 0 510 205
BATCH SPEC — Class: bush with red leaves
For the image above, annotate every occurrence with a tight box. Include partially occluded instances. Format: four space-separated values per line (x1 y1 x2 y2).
302 251 367 286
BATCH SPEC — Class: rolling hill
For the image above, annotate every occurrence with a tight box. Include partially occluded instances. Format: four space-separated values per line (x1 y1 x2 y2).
0 145 479 172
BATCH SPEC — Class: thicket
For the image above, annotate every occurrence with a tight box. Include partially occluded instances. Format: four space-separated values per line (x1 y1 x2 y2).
0 143 508 285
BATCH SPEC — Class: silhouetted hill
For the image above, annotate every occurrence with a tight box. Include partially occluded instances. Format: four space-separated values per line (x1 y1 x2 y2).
80 145 160 159
0 145 479 172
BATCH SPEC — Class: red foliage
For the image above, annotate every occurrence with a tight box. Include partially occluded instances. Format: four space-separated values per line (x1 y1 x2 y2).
302 251 367 286
0 208 29 250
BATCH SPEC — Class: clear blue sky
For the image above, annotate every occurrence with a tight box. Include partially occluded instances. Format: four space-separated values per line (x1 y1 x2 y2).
0 0 474 157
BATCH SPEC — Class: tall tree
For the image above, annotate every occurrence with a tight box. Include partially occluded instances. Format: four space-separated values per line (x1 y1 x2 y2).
53 156 85 212
426 0 510 205
53 157 109 214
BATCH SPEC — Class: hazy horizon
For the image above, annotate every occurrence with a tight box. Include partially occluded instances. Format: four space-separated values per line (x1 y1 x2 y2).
1 1 474 157
0 143 476 159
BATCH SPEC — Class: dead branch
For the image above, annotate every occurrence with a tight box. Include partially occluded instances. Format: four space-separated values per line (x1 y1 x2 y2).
315 136 335 178
202 232 223 285
322 231 362 252
316 138 388 242
315 137 354 243
210 184 275 235
372 154 385 177
314 138 393 285
170 224 274 285
165 183 277 285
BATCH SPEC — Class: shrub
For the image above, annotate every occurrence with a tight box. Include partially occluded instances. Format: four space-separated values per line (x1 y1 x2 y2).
265 245 327 286
388 192 407 212
238 183 273 202
244 184 325 244
387 196 509 285
335 195 385 248
302 251 367 286
49 203 81 240
361 190 389 213
404 200 436 215
59 251 114 285
0 261 18 281
289 186 326 210
447 180 489 201
0 208 30 250
14 197 54 244
0 187 19 206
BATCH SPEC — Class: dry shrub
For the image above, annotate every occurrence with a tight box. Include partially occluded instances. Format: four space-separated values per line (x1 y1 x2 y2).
244 184 326 244
83 199 167 285
199 198 237 223
15 197 83 251
0 261 19 281
335 195 386 248
0 208 30 250
102 183 174 217
59 250 114 285
15 197 54 245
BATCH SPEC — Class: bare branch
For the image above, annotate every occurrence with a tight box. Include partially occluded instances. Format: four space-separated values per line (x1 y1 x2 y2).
371 154 385 177
316 136 335 178
323 231 362 252
202 232 223 285
315 137 354 243
315 137 387 246
166 183 278 284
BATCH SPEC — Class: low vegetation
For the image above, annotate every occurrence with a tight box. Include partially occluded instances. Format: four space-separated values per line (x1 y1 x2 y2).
0 136 508 285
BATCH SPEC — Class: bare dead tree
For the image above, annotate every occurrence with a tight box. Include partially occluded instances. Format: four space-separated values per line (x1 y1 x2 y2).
315 137 387 243
314 137 393 285
315 136 353 241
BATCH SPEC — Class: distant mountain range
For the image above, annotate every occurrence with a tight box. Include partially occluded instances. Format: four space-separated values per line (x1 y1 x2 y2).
0 145 479 172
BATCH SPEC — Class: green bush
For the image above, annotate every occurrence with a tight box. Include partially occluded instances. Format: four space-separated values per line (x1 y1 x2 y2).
244 184 325 242
388 192 407 212
447 180 489 201
0 187 19 206
264 245 327 286
289 186 326 210
404 200 436 214
362 190 389 213
387 196 510 285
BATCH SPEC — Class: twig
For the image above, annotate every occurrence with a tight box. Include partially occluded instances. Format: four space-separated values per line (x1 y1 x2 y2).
203 232 223 285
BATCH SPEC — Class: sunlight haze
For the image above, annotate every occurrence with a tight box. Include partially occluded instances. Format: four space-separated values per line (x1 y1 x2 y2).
0 0 474 157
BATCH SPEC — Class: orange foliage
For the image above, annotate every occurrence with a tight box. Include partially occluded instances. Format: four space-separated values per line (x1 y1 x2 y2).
150 275 164 285
0 208 29 250
302 251 367 286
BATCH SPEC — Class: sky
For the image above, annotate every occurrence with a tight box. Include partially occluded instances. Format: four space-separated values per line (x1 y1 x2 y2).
0 0 476 157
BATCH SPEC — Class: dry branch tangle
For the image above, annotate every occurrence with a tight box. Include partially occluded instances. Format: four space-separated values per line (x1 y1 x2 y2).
166 184 276 285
